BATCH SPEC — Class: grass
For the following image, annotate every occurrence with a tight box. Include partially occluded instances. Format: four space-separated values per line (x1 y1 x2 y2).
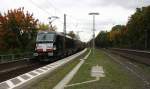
65 49 146 89
27 49 89 89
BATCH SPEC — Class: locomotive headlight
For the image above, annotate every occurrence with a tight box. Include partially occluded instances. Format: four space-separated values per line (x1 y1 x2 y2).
36 44 42 48
53 46 56 50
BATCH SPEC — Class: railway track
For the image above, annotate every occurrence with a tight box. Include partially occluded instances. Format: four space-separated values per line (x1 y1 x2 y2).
0 52 80 83
0 49 85 84
103 48 150 88
0 59 48 82
0 59 31 72
107 48 150 65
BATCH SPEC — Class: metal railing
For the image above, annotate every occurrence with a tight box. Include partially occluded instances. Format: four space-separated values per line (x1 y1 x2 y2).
0 52 33 64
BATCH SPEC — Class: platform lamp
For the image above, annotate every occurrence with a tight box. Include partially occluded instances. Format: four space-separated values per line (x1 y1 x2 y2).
88 12 99 56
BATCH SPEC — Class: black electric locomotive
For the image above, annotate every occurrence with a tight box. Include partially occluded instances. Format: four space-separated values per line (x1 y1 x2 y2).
33 31 84 61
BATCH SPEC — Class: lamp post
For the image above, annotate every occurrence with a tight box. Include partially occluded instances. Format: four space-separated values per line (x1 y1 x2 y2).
48 16 59 31
88 12 99 56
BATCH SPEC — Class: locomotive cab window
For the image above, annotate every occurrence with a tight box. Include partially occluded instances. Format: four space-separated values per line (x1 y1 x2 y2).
36 33 55 42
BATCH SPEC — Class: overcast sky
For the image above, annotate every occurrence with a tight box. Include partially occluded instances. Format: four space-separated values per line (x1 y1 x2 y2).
1 0 150 42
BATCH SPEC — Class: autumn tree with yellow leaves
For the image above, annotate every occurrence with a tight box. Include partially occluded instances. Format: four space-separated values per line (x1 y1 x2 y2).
0 7 38 52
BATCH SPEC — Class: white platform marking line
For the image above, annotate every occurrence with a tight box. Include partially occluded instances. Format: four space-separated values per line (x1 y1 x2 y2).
53 59 85 89
42 67 48 70
6 80 15 89
84 50 91 59
66 65 105 87
66 77 99 87
25 73 34 79
37 68 45 72
39 68 47 72
16 76 25 82
53 50 91 89
32 70 40 75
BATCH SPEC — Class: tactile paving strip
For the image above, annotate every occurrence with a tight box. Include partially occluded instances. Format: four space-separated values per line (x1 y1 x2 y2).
20 74 30 80
29 72 37 76
46 66 51 68
0 82 10 89
11 78 21 85
36 69 44 73
41 67 48 70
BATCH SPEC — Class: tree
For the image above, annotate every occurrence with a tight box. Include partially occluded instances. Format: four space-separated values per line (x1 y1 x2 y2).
95 31 110 48
68 31 77 39
127 6 150 49
94 6 150 50
109 25 126 47
38 22 57 31
38 23 49 31
0 7 38 52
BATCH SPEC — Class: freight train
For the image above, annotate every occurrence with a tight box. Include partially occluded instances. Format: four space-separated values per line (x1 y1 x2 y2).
33 31 85 61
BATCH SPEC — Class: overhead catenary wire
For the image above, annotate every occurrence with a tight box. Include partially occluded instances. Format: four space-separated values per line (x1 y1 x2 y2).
39 0 80 27
32 0 90 29
28 0 93 40
29 0 96 28
44 0 86 31
29 0 65 26
30 0 53 15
